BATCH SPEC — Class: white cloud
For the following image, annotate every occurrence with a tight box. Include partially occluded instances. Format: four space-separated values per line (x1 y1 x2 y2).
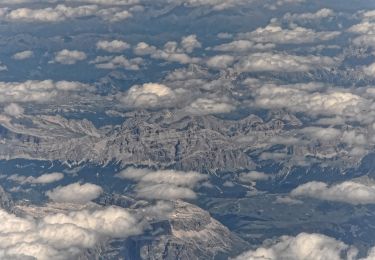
283 8 335 22
0 206 142 259
12 50 33 60
0 4 133 23
134 35 201 64
0 80 90 103
238 25 340 44
235 52 338 72
185 98 235 115
96 40 130 52
171 0 253 10
3 103 24 117
90 55 143 70
66 0 139 5
54 49 87 65
46 182 103 204
249 83 364 117
180 34 201 53
119 82 178 108
291 180 375 204
213 40 275 52
239 171 269 183
234 232 356 260
0 80 91 103
8 172 64 185
206 55 235 69
116 167 208 200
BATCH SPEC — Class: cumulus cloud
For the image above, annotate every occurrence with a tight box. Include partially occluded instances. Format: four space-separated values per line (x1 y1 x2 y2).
248 82 364 117
185 98 235 115
134 35 201 64
67 0 139 5
54 49 87 65
0 4 133 23
291 179 375 205
238 24 340 44
46 182 103 204
213 40 275 52
12 50 33 60
119 82 178 108
238 171 269 183
0 206 142 259
96 40 130 52
90 55 143 70
116 167 208 200
234 232 357 260
235 52 338 72
168 0 251 10
3 103 24 117
206 55 235 69
8 172 64 185
0 80 91 103
283 8 335 22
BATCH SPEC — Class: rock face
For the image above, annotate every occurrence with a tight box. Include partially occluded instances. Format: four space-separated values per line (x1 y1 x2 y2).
0 186 14 212
0 111 301 172
90 200 248 260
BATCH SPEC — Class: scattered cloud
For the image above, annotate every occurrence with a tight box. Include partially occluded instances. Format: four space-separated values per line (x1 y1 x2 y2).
0 80 91 103
283 8 335 22
234 232 357 260
291 179 375 205
3 103 24 117
134 35 201 64
12 50 33 60
0 206 142 259
0 4 133 23
238 171 269 183
235 52 338 72
54 49 87 65
116 167 208 200
119 82 179 108
238 24 340 44
96 40 130 53
8 172 64 185
90 55 143 70
46 182 103 204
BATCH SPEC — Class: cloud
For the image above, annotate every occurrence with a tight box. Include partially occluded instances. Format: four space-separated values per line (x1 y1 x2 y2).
185 98 235 115
180 34 201 53
96 40 130 52
67 0 139 5
116 167 208 200
0 4 133 23
134 35 201 64
3 103 24 117
8 172 64 185
119 82 178 108
238 171 269 183
206 55 235 69
46 182 103 204
0 80 91 103
234 232 356 260
54 49 87 65
0 206 142 259
238 24 340 44
248 83 364 117
90 55 143 70
212 40 275 52
12 50 33 60
235 52 338 72
167 0 251 10
283 8 335 22
291 180 375 205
